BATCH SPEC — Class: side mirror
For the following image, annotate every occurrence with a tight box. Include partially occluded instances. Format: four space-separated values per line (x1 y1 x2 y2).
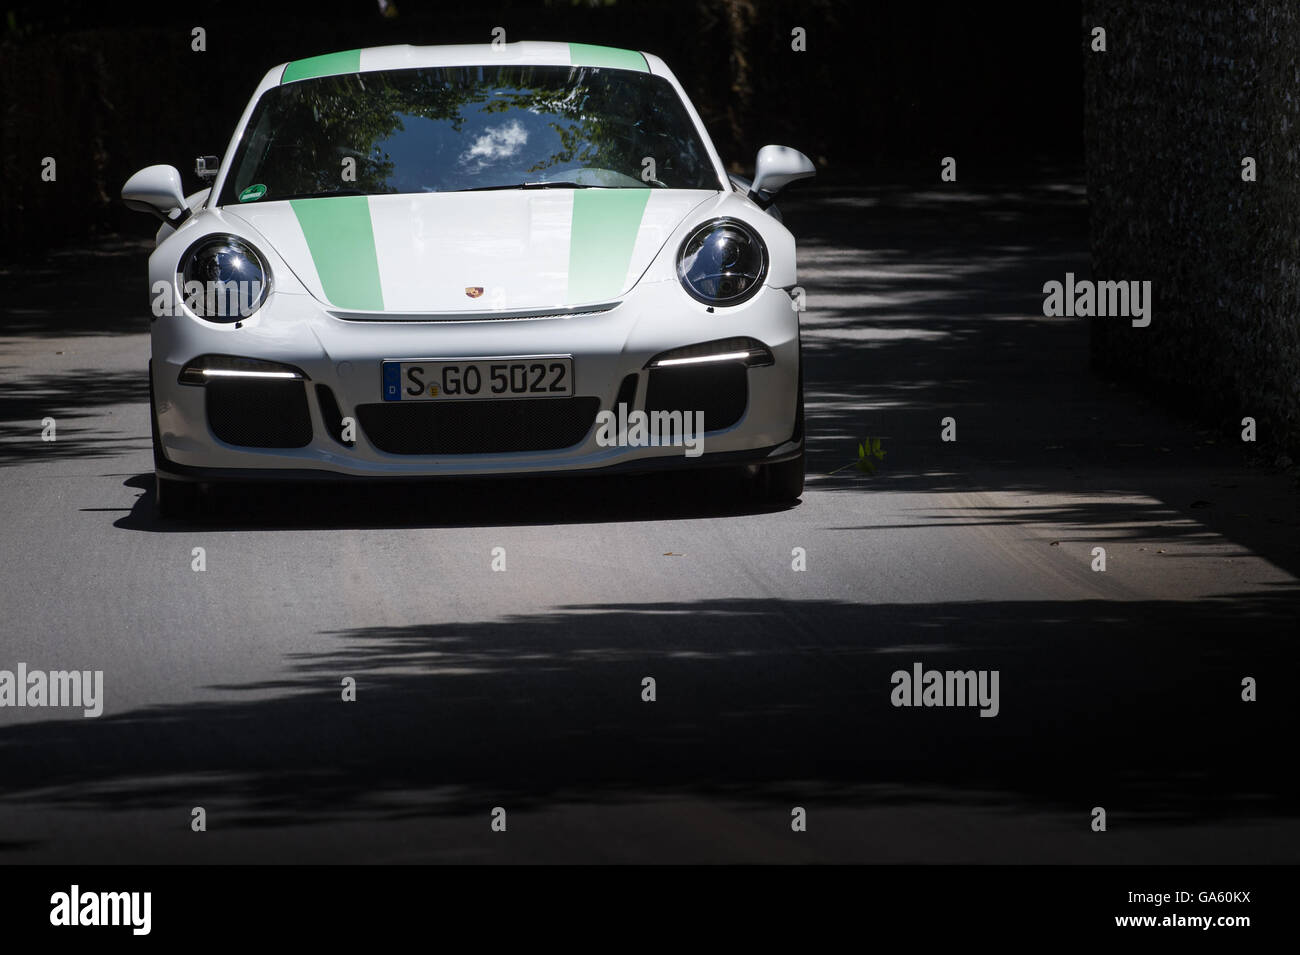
749 145 815 205
122 165 189 223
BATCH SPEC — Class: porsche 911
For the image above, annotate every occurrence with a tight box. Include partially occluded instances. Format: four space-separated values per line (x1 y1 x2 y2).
122 42 815 516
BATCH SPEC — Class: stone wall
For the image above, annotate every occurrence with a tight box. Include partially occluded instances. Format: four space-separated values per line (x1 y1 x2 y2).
1084 1 1300 461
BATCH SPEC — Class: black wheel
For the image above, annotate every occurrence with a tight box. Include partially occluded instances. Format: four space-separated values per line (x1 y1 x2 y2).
155 473 202 519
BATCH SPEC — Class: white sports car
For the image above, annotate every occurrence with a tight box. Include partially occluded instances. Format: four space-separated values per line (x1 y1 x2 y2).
123 42 814 517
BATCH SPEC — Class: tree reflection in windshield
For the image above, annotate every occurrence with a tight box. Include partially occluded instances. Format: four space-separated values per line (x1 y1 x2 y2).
220 65 719 204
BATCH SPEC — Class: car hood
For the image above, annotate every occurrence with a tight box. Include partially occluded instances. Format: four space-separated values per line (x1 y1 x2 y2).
223 189 717 315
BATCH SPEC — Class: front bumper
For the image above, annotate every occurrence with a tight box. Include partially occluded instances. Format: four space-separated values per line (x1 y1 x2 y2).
152 280 801 480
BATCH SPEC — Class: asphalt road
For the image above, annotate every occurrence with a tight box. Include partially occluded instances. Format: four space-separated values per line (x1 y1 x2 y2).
1 181 1297 863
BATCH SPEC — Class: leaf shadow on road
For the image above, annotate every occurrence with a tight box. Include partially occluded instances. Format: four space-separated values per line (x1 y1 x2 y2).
0 369 149 466
0 591 1294 862
780 182 1300 578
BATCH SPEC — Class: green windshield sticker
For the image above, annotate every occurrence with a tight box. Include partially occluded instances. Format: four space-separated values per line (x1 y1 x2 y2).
568 43 648 72
566 190 651 305
290 196 385 311
282 49 362 84
238 183 267 203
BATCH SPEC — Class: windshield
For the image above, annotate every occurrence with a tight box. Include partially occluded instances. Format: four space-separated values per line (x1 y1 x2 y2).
218 65 721 204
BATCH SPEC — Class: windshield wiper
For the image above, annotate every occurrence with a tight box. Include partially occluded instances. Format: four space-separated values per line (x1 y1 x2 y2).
457 181 596 192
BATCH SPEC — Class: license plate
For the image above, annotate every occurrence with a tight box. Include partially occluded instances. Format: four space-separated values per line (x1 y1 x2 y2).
382 357 573 401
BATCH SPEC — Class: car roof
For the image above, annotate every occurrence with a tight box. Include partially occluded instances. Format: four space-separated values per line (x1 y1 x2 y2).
276 42 655 84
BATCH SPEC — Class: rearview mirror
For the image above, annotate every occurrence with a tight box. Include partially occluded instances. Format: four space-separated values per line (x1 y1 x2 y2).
122 165 188 223
749 145 816 204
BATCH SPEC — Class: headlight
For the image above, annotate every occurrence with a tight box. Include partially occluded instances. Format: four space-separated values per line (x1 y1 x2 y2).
676 218 767 306
177 235 270 322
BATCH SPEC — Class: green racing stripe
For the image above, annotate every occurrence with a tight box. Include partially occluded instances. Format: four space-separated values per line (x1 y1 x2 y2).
283 45 645 85
568 43 648 72
290 196 385 311
282 49 362 84
566 190 652 305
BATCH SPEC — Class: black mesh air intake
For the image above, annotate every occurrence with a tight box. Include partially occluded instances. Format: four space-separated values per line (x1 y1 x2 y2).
206 378 312 448
356 397 600 455
644 363 748 432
